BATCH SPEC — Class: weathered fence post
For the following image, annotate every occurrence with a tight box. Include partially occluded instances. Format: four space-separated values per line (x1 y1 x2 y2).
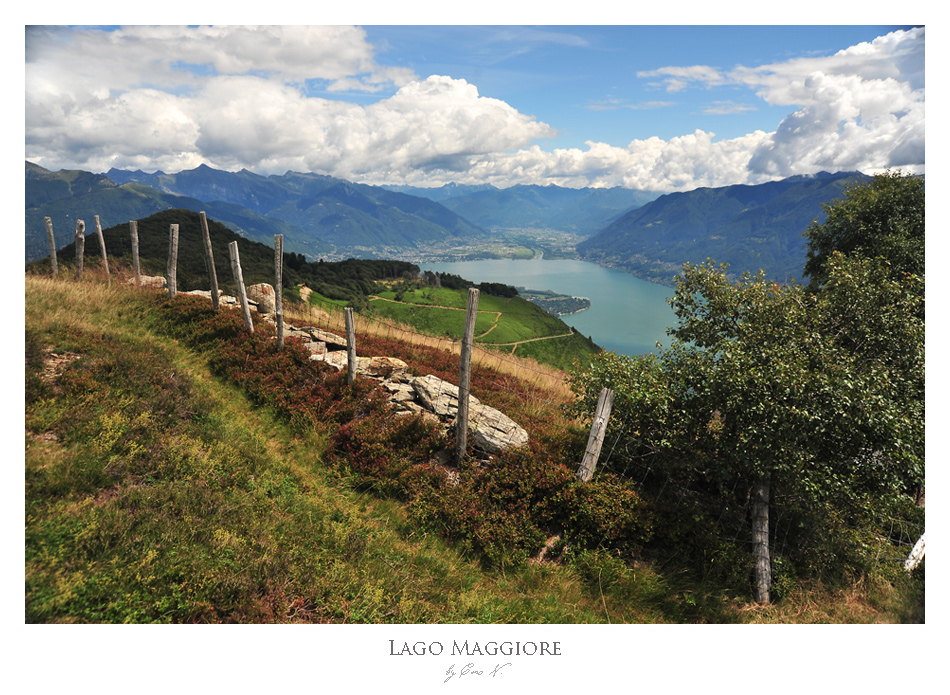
44 217 58 277
345 307 357 385
576 387 615 482
167 224 179 298
275 234 284 350
456 287 480 464
228 240 254 333
200 212 220 311
74 220 85 280
94 215 110 280
130 221 141 286
905 533 925 572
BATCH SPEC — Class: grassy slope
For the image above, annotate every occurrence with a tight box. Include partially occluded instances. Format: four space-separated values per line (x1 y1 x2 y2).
368 287 601 371
25 270 923 624
23 272 648 623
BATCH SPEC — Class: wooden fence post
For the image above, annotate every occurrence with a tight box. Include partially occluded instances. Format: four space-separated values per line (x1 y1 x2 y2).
130 221 141 286
167 224 179 298
456 287 480 464
576 387 615 482
345 307 357 385
275 234 284 349
94 215 110 280
44 217 58 277
228 241 254 333
905 533 925 572
74 220 85 280
200 212 220 310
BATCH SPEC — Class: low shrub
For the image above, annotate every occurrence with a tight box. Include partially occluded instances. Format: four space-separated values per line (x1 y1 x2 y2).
148 296 660 573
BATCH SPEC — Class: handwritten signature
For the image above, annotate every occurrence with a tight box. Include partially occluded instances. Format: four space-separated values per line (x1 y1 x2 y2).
444 662 511 683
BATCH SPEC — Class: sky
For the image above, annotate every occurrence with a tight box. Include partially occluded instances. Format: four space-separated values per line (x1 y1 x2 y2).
24 23 925 193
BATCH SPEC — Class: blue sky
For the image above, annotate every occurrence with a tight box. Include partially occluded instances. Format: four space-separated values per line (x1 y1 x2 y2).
24 23 925 191
358 25 916 146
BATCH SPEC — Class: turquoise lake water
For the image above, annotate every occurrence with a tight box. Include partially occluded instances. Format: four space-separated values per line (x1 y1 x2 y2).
420 259 678 357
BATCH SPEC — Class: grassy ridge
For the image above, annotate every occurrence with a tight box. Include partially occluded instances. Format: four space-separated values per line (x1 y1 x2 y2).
25 270 924 623
24 273 620 622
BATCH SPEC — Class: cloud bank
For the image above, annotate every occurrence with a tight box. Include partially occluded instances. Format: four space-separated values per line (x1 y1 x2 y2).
25 25 924 191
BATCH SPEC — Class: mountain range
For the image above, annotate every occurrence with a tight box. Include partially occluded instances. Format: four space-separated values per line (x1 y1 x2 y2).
26 162 489 263
385 182 660 235
104 165 488 254
577 171 871 284
25 162 328 262
27 160 873 286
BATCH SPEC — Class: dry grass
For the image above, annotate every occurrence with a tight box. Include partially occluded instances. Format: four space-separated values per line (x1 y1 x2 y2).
283 298 574 401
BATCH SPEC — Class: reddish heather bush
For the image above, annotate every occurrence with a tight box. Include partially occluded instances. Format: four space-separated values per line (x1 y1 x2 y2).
330 411 445 498
153 295 653 570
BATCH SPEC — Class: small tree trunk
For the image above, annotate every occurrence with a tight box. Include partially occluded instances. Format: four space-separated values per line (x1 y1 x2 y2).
576 387 615 482
167 224 179 298
456 287 480 463
228 241 254 333
200 212 220 310
275 234 284 349
345 307 357 385
752 475 772 605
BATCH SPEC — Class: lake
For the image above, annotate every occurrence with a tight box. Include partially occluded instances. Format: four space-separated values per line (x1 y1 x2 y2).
420 259 678 356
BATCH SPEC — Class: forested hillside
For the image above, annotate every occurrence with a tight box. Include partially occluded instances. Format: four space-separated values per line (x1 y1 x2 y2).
102 163 488 251
577 171 871 284
33 208 420 301
25 162 330 262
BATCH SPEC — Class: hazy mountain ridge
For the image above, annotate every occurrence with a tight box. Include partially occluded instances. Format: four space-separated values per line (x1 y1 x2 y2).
27 162 484 262
387 182 661 235
29 161 876 287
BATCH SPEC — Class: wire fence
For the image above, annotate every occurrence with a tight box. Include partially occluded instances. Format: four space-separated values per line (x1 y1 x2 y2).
29 219 924 575
276 292 578 462
25 223 76 265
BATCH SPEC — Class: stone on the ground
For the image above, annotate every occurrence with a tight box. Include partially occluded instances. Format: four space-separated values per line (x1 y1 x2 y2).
247 283 276 314
466 403 529 455
411 375 479 418
128 275 166 289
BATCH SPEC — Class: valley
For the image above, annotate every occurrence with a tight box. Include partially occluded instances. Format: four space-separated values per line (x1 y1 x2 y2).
384 227 586 264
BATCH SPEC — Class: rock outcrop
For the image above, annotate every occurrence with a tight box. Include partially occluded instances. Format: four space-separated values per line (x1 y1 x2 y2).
467 402 530 455
176 289 529 458
247 283 276 314
285 322 529 457
128 275 167 289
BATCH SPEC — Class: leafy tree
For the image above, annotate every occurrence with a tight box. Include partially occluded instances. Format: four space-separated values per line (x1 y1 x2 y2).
571 174 924 603
803 170 924 288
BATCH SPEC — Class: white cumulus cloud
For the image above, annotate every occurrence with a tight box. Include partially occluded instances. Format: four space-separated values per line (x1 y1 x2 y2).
25 25 924 191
